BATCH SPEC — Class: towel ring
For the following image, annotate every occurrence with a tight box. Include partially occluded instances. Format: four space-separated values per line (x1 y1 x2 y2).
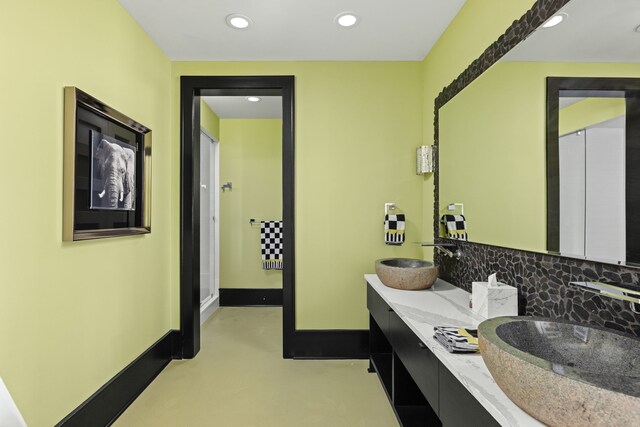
385 203 396 216
447 203 464 215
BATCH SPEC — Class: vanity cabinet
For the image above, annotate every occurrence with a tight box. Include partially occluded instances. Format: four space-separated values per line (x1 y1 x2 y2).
367 283 391 334
367 284 393 394
439 364 500 427
389 311 439 413
367 305 439 425
367 282 500 427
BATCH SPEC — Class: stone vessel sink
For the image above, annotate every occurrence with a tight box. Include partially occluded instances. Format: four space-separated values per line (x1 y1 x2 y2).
374 258 438 290
478 316 640 426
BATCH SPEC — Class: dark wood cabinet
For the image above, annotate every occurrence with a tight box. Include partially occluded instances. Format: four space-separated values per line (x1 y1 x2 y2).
369 313 393 396
392 352 441 427
367 282 499 427
368 285 439 427
389 311 439 414
439 364 500 427
367 283 391 335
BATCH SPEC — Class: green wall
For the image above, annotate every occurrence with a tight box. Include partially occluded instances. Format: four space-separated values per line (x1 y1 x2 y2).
0 1 172 426
201 100 220 139
219 119 283 289
9 0 626 424
420 0 536 259
438 61 640 253
559 98 626 135
171 62 424 329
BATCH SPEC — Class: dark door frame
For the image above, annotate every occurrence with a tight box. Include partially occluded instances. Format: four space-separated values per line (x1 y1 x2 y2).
179 76 296 358
545 76 640 258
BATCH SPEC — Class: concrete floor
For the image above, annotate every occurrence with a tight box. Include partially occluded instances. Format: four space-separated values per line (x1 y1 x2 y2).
115 307 399 427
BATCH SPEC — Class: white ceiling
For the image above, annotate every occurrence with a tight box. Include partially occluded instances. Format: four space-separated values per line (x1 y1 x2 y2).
117 0 466 61
559 97 584 109
592 115 625 130
203 96 282 119
503 0 640 62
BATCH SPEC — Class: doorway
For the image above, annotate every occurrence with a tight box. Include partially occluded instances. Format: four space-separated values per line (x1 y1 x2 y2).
180 76 295 359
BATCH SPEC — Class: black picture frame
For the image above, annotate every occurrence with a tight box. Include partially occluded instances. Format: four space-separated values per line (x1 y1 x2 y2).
63 87 152 241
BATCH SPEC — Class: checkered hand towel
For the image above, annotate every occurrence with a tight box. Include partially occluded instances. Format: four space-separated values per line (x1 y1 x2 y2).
441 214 468 241
384 214 405 245
261 221 283 270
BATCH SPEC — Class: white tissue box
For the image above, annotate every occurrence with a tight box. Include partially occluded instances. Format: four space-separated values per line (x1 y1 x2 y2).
472 281 518 319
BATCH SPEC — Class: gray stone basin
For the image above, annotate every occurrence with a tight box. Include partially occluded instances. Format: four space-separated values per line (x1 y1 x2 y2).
478 316 640 426
374 258 438 290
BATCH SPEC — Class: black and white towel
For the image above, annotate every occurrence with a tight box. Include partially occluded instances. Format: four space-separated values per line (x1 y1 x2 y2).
384 214 405 245
433 326 478 353
441 214 468 241
261 221 283 270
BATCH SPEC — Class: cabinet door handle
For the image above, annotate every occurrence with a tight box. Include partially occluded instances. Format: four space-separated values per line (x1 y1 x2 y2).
418 342 428 349
388 308 393 312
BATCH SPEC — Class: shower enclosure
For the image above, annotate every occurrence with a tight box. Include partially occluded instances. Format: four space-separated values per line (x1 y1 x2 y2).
200 129 220 323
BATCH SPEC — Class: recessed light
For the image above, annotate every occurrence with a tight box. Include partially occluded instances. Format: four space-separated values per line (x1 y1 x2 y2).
335 12 358 28
246 96 261 102
542 12 567 28
226 14 251 29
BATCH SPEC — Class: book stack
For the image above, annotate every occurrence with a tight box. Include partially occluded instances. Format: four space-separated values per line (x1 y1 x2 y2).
433 326 479 353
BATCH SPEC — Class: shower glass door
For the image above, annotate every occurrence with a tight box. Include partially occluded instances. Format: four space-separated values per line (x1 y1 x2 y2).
200 130 216 306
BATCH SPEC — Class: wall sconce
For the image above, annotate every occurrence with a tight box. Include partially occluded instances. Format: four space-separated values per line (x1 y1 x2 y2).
416 145 435 175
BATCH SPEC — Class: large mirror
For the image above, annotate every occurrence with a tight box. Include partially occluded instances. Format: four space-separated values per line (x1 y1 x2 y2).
438 0 640 266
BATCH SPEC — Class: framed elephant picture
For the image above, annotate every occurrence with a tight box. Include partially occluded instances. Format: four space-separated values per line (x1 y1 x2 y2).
90 131 136 211
63 87 151 241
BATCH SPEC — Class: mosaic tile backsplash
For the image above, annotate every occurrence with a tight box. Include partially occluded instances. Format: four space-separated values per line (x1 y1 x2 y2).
435 242 640 338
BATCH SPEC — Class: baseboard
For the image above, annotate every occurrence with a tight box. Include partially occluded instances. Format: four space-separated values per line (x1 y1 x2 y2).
200 295 220 325
291 330 369 359
220 288 283 306
56 330 180 427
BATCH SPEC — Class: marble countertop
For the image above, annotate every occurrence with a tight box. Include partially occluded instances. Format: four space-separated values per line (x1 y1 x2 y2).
365 274 543 427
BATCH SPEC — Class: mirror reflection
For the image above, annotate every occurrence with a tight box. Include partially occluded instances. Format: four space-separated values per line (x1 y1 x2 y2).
558 96 625 261
438 0 640 266
548 79 640 264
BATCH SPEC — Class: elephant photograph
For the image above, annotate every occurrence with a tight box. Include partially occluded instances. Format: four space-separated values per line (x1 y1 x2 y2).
90 131 136 211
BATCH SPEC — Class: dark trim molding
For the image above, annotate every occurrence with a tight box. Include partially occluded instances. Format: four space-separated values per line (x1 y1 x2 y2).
546 77 561 253
627 92 640 263
546 76 640 259
180 76 295 359
220 288 283 306
291 330 369 359
56 330 179 427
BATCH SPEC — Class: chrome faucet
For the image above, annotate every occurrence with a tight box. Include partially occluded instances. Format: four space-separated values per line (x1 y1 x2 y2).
435 245 463 260
569 280 640 313
418 242 462 260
